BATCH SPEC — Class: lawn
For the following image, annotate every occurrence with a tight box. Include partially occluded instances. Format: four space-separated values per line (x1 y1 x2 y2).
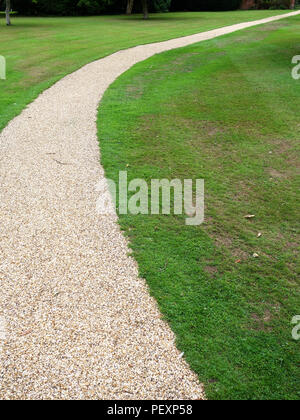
98 15 300 400
0 10 292 133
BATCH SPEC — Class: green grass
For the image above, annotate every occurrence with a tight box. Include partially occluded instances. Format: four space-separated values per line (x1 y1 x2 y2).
0 11 292 133
98 16 300 400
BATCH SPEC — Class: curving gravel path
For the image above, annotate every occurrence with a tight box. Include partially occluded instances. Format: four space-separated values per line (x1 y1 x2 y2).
0 11 299 400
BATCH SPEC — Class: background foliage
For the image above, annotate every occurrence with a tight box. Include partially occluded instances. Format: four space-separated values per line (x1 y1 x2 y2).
2 0 267 16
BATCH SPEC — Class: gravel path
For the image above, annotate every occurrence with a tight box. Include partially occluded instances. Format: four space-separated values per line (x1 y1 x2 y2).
0 11 299 400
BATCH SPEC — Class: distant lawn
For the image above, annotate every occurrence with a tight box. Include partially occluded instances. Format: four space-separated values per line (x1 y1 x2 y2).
0 11 292 133
98 16 300 400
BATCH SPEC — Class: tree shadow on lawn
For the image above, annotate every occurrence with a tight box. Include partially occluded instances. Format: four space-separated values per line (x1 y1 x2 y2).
113 14 207 22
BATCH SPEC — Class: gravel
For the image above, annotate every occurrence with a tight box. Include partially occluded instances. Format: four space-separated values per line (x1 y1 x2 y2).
0 11 299 400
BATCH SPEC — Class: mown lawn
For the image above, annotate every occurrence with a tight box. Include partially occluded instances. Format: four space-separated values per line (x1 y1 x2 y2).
98 16 300 400
0 11 291 133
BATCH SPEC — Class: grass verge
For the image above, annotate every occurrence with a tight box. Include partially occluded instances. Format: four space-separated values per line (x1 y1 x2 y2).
98 16 300 400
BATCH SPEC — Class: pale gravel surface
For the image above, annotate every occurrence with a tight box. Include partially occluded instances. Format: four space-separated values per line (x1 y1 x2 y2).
0 11 299 400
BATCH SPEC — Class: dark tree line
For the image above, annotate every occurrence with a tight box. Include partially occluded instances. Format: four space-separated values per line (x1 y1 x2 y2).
3 0 170 18
2 0 247 19
2 0 296 25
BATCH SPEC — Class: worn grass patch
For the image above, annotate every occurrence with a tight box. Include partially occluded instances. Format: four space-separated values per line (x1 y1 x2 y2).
98 16 300 400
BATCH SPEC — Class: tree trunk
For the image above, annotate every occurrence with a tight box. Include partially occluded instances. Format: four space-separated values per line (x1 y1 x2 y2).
290 0 295 9
141 0 149 19
240 0 255 9
5 0 11 26
126 0 134 15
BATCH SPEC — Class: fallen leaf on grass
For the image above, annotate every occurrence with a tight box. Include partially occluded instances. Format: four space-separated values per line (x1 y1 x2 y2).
245 215 255 219
253 253 259 258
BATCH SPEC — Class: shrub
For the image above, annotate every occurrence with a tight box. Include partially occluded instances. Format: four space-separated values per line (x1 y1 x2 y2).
255 0 291 9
